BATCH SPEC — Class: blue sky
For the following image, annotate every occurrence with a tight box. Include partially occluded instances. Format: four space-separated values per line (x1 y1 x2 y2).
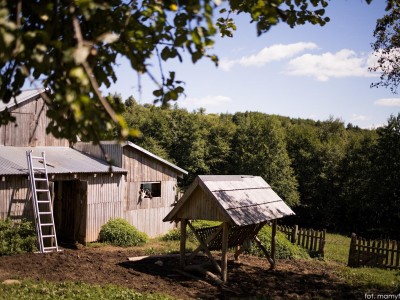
107 0 400 128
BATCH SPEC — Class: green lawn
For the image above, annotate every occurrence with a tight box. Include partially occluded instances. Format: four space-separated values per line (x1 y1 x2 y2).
324 232 400 292
0 281 173 300
324 232 352 264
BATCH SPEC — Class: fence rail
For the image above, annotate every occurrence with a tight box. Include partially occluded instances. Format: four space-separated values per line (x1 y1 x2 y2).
348 233 400 270
277 225 326 257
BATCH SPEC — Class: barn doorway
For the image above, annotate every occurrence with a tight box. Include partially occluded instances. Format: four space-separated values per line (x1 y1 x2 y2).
52 180 87 245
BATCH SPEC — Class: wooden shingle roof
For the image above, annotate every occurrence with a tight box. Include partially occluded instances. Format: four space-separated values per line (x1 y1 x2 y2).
164 175 295 226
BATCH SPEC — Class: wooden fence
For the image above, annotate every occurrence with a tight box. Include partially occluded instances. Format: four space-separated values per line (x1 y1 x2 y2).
277 225 326 257
348 233 400 270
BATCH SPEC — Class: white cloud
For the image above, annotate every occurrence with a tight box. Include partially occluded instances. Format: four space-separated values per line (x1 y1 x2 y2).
219 42 318 71
351 114 370 121
374 98 400 107
285 49 378 81
180 95 232 109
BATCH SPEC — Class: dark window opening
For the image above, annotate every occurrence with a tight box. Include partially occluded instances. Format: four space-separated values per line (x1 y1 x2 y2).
140 182 161 198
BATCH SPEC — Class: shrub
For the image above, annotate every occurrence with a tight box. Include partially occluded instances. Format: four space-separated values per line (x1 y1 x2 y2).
248 225 309 259
98 218 148 247
0 219 37 256
161 228 181 241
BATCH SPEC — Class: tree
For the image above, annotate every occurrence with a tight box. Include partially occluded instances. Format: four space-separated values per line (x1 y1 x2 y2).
370 0 400 93
0 0 331 142
230 112 300 206
368 114 400 239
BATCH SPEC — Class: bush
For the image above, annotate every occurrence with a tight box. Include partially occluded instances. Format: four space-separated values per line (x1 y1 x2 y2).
248 225 309 259
161 228 181 241
98 218 148 247
0 219 37 256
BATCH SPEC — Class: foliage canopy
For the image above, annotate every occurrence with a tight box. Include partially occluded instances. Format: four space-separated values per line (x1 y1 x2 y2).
0 0 331 142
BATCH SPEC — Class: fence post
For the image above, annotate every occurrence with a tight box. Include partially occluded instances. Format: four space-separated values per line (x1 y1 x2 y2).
348 233 358 267
318 229 326 257
291 225 298 244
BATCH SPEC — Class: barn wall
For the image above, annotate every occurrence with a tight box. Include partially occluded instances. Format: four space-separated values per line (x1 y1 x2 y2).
0 97 69 147
85 173 125 242
72 142 123 167
123 147 178 237
66 142 183 237
0 175 33 221
0 172 125 243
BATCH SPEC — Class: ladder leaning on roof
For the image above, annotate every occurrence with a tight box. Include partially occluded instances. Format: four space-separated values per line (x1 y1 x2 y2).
26 150 59 253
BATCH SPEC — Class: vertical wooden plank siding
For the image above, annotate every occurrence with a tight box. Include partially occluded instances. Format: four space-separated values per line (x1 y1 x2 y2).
85 174 124 242
0 97 69 147
122 147 181 237
72 143 123 167
175 186 229 222
0 173 126 243
0 176 32 221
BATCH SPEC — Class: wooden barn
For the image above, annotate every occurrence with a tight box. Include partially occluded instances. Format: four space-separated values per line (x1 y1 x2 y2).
72 141 187 237
163 175 295 282
0 88 187 244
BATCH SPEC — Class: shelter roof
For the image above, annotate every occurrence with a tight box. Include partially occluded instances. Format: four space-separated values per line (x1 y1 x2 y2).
0 88 46 111
164 175 295 226
0 146 127 175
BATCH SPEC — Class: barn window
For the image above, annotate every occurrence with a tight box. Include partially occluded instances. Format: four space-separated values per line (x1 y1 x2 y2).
140 182 161 198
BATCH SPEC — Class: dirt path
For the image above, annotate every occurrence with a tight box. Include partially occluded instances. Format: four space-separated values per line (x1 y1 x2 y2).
0 246 368 299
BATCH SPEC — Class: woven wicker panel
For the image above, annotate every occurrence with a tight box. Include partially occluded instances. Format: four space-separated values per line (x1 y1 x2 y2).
195 223 265 251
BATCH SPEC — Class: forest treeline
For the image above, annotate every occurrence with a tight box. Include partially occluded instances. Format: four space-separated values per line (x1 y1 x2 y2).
117 96 400 240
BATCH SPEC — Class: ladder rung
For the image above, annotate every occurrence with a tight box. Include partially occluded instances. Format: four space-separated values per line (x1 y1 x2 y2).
36 189 49 192
41 223 54 226
33 167 46 170
39 212 52 215
37 200 50 203
42 235 55 238
43 247 61 253
34 178 47 181
31 156 44 159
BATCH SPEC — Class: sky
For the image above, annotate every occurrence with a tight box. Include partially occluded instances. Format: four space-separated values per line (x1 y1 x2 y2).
106 0 400 129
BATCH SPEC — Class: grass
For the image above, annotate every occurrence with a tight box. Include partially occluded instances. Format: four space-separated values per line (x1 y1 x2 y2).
323 232 400 292
0 281 173 300
324 232 352 264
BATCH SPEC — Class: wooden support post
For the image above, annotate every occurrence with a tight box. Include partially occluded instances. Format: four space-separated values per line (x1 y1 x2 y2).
271 219 277 268
291 225 298 244
221 222 230 283
180 219 187 268
187 222 222 274
254 236 275 268
347 233 357 267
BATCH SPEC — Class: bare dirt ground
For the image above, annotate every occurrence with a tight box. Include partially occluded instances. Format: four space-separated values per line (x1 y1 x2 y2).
0 245 370 299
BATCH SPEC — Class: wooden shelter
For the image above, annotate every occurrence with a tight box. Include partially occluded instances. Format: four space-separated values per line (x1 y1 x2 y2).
0 89 187 244
163 175 295 282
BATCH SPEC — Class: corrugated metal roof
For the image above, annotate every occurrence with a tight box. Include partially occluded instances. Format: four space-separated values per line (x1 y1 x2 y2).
164 175 295 226
0 146 127 175
0 88 46 111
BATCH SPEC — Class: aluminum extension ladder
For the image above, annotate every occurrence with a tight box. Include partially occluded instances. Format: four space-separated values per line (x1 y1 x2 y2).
26 150 59 253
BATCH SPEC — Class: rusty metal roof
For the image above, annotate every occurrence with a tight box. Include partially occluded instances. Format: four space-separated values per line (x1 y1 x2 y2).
0 146 127 175
0 88 46 112
164 175 295 226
